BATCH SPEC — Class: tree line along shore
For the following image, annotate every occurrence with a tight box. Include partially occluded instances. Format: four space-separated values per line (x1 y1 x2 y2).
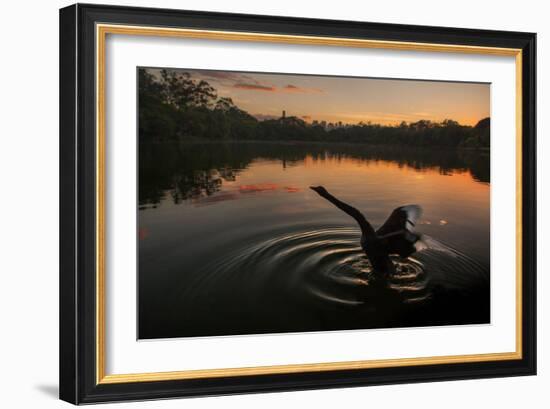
139 69 490 149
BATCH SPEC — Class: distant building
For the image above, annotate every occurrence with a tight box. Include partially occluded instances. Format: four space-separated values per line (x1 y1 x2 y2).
282 110 286 119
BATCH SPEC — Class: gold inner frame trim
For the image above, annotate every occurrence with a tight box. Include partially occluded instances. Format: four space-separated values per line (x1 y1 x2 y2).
95 23 523 385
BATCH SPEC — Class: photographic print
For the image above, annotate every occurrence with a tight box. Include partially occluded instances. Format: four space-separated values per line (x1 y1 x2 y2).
138 67 491 339
60 6 536 402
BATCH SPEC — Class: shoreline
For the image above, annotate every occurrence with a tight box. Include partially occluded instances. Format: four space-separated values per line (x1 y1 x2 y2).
140 139 490 152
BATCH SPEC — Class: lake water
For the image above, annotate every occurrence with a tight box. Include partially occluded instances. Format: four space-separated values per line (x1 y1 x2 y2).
138 142 490 339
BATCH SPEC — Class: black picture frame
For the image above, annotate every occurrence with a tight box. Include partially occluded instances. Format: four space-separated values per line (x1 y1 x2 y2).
60 3 536 404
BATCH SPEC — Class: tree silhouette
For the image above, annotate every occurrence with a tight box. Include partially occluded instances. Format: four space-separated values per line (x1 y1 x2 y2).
138 68 490 149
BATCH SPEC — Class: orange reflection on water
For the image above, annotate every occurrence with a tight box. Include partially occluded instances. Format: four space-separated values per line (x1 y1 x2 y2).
191 182 303 207
284 186 301 193
239 183 279 193
176 152 489 228
234 153 489 216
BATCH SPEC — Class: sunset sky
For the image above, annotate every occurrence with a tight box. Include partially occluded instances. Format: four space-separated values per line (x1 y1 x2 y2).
147 68 490 126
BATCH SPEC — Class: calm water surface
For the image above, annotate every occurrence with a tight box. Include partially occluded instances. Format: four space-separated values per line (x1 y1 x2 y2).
138 142 490 339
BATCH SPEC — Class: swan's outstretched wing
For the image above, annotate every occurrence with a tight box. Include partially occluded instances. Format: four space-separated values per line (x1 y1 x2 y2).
376 205 423 258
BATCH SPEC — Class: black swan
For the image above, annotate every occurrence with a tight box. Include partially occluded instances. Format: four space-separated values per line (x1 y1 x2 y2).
310 186 422 277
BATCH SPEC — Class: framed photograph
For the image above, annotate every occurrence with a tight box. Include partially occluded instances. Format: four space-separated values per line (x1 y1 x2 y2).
59 3 536 404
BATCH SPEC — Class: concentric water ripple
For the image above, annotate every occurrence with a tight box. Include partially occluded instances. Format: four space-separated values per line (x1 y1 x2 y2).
178 226 488 315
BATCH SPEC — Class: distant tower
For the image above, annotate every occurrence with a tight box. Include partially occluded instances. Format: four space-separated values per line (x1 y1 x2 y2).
282 110 286 119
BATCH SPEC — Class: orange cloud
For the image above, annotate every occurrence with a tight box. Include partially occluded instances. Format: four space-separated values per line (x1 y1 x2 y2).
234 83 276 92
233 83 323 94
283 84 323 93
